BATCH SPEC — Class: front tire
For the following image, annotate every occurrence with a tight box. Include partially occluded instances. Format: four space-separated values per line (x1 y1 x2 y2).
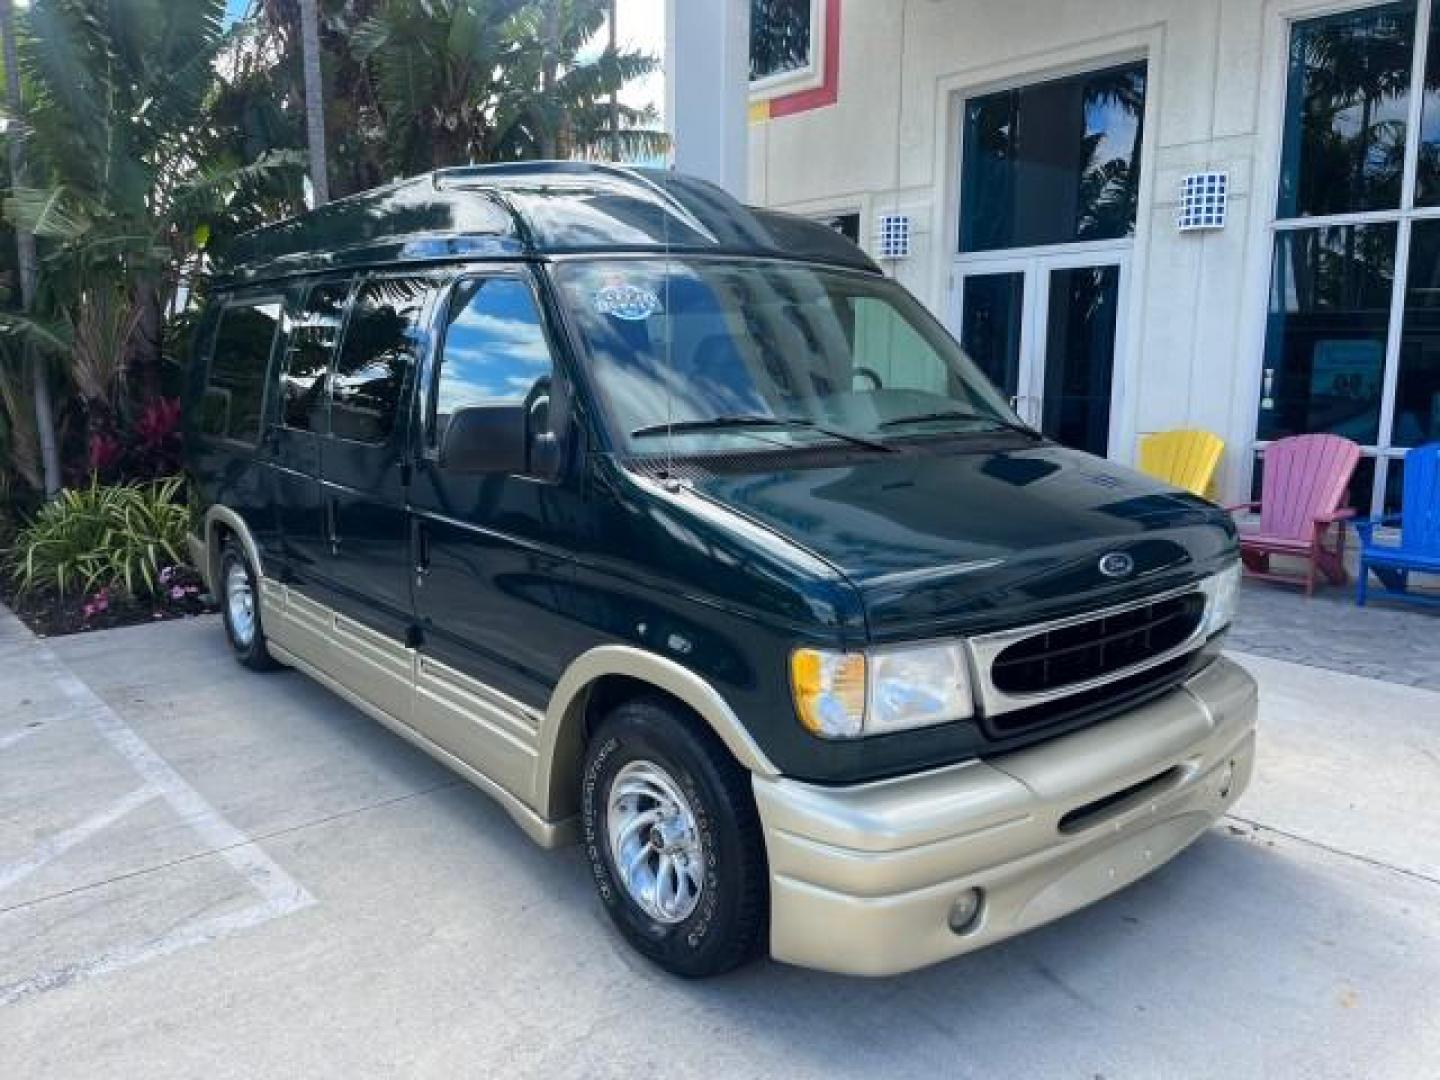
219 539 279 671
581 697 768 977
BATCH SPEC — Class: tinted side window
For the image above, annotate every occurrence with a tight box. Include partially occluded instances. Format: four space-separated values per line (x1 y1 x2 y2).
281 280 351 432
199 299 281 444
433 276 553 444
330 276 434 444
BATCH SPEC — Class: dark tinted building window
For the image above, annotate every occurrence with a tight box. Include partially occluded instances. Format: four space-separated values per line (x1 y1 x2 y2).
960 62 1147 253
1416 6 1440 205
1277 2 1415 219
817 212 860 243
1396 220 1440 446
1261 2 1440 517
751 0 812 82
1259 224 1395 445
280 280 350 433
199 299 281 444
330 276 434 444
433 277 552 444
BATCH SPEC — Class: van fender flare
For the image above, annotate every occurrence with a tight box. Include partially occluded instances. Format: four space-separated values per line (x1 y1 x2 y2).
536 645 780 820
201 506 265 595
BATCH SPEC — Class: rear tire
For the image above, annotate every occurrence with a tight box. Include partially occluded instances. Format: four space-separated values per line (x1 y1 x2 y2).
219 539 280 671
581 697 768 978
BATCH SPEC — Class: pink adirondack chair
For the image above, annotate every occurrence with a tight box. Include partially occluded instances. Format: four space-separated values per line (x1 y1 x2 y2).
1227 434 1361 596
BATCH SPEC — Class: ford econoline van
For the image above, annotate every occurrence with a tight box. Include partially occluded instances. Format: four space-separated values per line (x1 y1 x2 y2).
183 163 1255 978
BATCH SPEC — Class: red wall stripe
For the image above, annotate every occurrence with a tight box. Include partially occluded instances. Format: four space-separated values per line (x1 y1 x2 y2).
768 0 842 119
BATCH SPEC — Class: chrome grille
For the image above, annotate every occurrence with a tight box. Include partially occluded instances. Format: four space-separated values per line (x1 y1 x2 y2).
966 583 1214 723
990 593 1205 695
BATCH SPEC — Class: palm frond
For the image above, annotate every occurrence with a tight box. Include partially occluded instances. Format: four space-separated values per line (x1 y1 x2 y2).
0 350 44 492
3 185 93 240
0 309 75 357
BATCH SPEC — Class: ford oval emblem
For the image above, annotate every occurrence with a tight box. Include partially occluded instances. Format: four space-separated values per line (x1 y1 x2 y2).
1098 552 1135 579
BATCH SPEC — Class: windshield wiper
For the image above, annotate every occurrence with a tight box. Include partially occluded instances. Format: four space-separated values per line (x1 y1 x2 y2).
878 409 1042 439
631 415 893 452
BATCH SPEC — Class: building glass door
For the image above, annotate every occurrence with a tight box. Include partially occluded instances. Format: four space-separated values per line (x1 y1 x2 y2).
958 264 1027 406
952 59 1145 458
957 253 1124 456
1042 261 1121 456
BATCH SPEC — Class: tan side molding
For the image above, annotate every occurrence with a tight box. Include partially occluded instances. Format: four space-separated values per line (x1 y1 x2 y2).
535 645 779 820
195 509 777 837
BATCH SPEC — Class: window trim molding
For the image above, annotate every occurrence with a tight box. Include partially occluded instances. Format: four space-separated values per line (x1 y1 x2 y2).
749 0 826 99
749 0 840 119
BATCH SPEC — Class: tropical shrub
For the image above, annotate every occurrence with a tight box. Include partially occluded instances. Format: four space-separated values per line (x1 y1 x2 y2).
9 477 191 598
84 395 184 482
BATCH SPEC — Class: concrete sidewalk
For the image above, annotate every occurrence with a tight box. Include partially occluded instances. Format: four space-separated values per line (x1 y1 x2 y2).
1 609 1437 1079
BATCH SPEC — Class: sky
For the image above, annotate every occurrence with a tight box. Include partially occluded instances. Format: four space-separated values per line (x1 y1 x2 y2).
613 0 667 122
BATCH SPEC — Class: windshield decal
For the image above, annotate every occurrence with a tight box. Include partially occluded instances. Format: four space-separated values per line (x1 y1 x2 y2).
594 282 662 321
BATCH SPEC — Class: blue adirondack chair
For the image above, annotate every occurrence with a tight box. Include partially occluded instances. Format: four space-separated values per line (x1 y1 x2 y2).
1354 443 1440 608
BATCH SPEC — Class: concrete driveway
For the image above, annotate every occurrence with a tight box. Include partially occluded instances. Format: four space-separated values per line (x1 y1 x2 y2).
1 607 1437 1079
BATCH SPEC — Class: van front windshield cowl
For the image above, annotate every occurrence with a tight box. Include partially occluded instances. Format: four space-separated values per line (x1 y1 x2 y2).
553 259 1034 456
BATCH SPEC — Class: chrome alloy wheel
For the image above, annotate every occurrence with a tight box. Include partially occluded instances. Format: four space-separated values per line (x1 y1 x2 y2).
225 560 256 648
606 759 706 924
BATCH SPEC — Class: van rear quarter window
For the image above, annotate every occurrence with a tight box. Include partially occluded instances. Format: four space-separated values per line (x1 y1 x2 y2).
198 299 281 444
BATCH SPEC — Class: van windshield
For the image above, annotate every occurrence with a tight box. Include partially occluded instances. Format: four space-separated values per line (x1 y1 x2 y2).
554 259 1025 455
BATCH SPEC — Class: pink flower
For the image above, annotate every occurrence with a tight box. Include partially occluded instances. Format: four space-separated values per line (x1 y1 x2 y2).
88 432 124 473
135 397 182 449
170 585 187 600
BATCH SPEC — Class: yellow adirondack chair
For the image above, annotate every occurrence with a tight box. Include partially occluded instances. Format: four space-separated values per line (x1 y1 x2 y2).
1138 429 1225 498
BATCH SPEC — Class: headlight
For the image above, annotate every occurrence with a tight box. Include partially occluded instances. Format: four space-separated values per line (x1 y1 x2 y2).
791 643 973 739
1202 563 1242 636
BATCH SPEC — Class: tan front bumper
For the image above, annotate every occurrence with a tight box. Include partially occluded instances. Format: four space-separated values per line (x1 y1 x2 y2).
753 656 1257 976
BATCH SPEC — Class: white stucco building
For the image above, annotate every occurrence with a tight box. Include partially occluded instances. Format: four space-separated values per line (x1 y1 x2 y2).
670 0 1440 513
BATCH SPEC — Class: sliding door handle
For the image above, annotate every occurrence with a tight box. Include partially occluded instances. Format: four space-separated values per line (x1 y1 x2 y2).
325 498 341 556
412 520 431 585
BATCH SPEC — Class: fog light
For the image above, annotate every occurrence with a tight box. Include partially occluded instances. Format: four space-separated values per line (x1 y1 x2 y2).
1217 759 1236 800
947 888 984 935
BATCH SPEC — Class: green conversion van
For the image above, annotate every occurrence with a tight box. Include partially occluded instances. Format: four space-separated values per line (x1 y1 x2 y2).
183 163 1256 978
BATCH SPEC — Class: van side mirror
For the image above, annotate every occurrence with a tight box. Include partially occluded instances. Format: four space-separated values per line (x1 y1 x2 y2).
438 405 528 474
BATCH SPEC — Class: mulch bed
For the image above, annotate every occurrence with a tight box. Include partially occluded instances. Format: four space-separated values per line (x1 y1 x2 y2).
0 564 216 637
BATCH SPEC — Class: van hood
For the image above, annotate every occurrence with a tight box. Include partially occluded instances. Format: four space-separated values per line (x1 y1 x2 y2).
683 442 1238 641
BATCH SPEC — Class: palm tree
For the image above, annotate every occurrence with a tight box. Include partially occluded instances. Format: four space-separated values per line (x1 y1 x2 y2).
0 0 59 496
0 0 301 464
523 0 665 161
349 0 665 172
299 0 330 204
